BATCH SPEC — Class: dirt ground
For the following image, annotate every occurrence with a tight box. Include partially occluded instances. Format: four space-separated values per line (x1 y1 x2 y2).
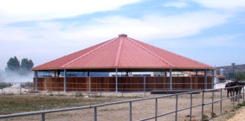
227 107 245 121
211 106 245 121
0 90 242 121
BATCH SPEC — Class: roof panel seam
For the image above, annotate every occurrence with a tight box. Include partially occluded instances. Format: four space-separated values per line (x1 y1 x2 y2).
114 37 124 67
127 37 174 67
61 38 117 68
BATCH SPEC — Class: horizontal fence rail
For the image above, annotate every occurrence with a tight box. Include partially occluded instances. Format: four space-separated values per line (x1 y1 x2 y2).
0 85 244 121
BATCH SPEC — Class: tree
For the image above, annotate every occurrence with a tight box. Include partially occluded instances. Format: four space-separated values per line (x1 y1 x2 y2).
6 56 20 72
236 72 245 81
21 58 34 71
5 57 34 75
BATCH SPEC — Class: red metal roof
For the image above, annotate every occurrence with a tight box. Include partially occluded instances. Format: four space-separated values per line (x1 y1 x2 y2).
32 34 215 70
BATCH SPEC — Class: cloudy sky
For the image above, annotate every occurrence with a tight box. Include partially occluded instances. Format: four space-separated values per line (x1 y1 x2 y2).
0 0 245 70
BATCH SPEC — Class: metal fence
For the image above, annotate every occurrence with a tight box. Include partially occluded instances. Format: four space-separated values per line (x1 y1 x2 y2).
0 85 244 121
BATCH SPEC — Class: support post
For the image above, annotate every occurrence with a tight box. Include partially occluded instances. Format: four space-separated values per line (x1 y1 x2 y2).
89 76 91 92
170 69 173 91
211 70 214 89
190 75 193 90
204 70 207 89
34 71 38 91
116 68 118 92
88 71 91 92
64 69 67 92
58 71 60 77
54 71 57 77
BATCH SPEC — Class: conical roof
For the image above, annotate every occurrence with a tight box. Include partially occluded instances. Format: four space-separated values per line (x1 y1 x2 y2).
32 34 215 70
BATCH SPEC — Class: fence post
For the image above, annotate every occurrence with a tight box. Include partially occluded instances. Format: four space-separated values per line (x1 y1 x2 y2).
155 98 158 121
144 76 146 97
42 113 45 121
220 89 222 115
201 90 204 121
175 95 178 121
233 88 235 109
243 87 244 102
129 102 132 121
238 87 240 104
190 93 193 121
94 107 97 121
212 91 214 114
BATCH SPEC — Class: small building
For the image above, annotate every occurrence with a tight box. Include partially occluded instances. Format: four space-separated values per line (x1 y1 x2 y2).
32 34 216 92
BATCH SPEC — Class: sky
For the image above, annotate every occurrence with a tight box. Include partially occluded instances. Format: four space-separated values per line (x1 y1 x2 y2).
0 0 245 70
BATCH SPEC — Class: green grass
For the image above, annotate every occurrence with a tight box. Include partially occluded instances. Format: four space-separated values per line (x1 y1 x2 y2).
0 95 130 115
234 101 245 110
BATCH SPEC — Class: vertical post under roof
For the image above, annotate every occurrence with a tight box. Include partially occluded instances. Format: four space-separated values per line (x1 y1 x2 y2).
64 69 67 92
34 71 38 91
170 69 173 91
204 70 207 89
211 70 214 89
88 70 91 92
116 68 118 92
54 70 57 77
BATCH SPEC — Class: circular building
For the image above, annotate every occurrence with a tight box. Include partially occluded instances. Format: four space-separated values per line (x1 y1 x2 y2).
32 34 215 92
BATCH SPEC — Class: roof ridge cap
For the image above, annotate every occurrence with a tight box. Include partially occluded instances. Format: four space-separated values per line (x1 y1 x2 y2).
127 37 173 67
61 38 117 68
114 37 124 67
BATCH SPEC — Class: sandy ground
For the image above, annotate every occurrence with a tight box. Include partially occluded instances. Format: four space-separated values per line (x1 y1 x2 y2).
227 107 245 121
0 91 241 121
211 107 245 121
